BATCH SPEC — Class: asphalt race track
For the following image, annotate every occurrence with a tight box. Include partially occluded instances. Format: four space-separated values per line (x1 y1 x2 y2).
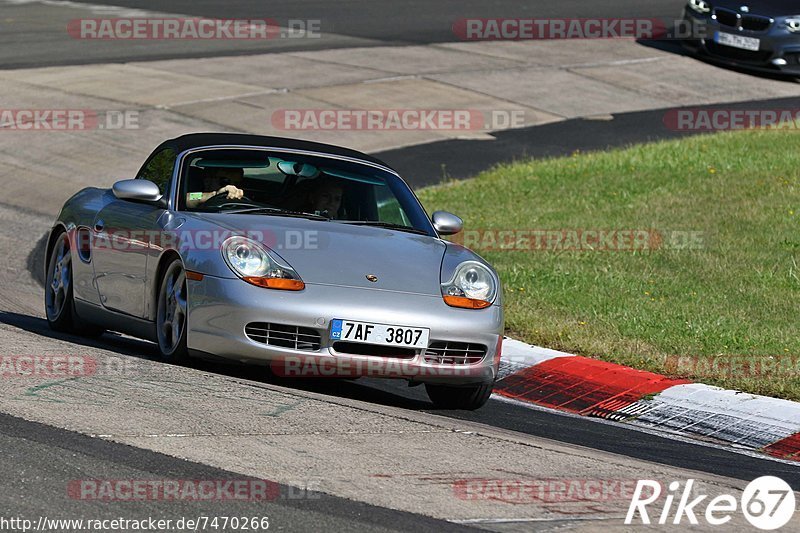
0 0 687 67
0 412 470 531
1 1 799 531
377 95 800 188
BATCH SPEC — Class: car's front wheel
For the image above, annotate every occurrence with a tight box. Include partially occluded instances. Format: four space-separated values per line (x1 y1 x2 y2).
156 258 190 364
425 382 494 410
44 230 104 337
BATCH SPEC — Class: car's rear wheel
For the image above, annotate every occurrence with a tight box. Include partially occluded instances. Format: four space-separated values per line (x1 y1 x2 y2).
425 382 494 410
44 230 104 337
156 258 190 364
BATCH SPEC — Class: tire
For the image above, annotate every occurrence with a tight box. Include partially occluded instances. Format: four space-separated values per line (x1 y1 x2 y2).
425 382 494 410
44 230 104 337
156 258 190 365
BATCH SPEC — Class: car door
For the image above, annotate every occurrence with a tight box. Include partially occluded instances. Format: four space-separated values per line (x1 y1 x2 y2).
91 148 176 318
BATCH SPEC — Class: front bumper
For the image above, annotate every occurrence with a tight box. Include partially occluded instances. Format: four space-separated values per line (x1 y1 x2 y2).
186 275 503 385
682 9 800 75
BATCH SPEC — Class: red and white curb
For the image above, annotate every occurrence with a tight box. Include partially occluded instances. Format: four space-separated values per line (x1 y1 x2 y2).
497 338 800 462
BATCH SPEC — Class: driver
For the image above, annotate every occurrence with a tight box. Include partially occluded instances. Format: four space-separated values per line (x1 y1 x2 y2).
186 167 245 208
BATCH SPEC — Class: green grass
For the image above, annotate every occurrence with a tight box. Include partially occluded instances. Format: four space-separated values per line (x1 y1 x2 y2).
416 129 800 400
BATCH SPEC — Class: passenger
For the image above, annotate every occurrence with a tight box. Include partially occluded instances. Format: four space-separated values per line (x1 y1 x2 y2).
304 179 343 218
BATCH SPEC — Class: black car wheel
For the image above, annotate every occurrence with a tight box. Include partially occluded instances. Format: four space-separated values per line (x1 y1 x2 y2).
425 382 494 410
44 230 104 337
156 258 190 364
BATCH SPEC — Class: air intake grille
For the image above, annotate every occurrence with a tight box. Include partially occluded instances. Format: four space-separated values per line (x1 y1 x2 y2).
332 342 416 358
245 323 321 351
423 341 487 365
705 41 772 62
741 15 772 32
714 8 739 28
714 8 772 32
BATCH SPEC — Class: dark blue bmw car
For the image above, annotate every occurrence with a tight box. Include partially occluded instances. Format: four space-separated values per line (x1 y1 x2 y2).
681 0 800 75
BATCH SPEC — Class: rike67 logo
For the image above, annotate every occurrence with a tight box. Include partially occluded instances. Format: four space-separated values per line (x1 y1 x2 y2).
626 476 795 530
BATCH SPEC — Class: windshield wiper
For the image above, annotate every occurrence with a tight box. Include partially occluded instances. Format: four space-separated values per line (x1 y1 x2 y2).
225 207 330 220
340 221 429 235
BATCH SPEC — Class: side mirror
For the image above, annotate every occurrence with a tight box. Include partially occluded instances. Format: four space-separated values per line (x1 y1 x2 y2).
431 211 463 236
112 179 163 204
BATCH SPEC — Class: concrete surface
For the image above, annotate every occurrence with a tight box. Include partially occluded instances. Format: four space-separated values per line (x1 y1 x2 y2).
1 1 799 529
0 30 798 218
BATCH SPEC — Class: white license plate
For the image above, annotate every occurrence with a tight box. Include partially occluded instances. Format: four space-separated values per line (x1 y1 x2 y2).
715 32 760 51
330 319 430 349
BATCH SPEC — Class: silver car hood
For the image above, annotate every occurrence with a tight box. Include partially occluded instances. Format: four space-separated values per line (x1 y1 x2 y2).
187 213 447 295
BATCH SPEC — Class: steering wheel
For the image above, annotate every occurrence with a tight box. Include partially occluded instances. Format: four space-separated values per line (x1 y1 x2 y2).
203 189 256 208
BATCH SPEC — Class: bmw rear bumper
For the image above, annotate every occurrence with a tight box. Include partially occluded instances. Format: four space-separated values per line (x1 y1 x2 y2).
186 275 503 385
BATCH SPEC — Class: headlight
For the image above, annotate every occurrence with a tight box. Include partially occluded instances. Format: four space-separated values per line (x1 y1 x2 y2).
787 18 800 32
441 261 497 309
687 0 711 14
222 236 304 290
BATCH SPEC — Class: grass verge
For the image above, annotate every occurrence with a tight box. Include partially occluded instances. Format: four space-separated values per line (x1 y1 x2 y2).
417 129 800 400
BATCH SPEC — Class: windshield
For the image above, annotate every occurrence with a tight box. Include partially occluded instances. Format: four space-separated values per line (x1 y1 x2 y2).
178 148 434 235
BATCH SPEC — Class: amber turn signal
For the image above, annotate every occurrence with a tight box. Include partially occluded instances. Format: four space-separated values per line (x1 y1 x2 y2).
443 295 491 309
243 277 305 291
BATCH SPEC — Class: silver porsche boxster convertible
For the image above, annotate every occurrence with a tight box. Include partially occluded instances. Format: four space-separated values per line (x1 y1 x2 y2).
45 134 503 409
